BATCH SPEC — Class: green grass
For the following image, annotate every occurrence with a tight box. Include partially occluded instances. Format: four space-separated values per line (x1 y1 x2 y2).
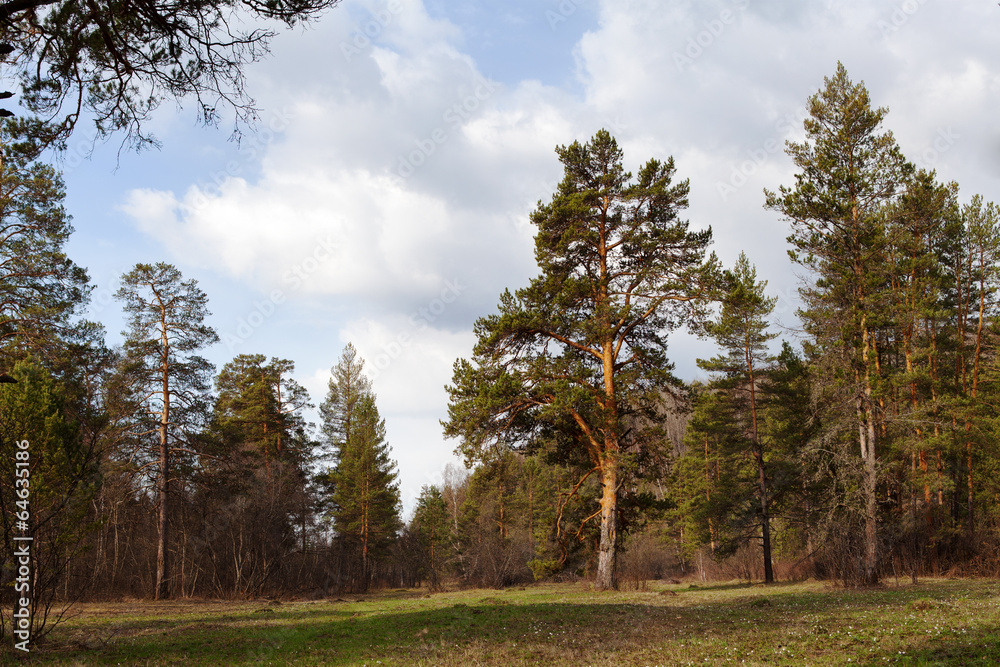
5 578 1000 665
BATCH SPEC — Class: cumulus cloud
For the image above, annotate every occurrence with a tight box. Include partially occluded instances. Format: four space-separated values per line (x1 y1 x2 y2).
115 0 1000 507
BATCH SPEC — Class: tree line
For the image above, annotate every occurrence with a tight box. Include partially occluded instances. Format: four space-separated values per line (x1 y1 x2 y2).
0 135 408 636
440 63 1000 590
2 62 1000 643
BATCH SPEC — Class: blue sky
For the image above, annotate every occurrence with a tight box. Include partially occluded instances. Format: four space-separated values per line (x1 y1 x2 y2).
60 0 1000 514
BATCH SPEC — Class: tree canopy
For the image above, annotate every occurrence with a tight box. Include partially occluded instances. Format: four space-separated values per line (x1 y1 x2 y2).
0 119 89 350
114 262 218 599
0 0 341 148
444 129 718 589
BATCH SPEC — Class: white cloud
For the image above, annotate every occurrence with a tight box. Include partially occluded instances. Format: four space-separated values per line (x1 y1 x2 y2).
342 314 475 413
112 0 1000 509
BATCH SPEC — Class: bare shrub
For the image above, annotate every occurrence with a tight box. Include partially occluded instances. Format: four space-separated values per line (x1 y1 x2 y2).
719 543 763 583
460 527 533 589
811 516 878 587
774 557 815 582
618 533 676 590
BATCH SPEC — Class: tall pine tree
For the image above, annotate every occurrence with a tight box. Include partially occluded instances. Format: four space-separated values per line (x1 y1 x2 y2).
765 64 912 585
444 130 718 589
114 263 218 600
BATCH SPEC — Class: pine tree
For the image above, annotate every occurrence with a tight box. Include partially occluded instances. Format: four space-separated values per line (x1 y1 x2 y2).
956 195 1000 535
198 353 315 596
765 64 912 585
213 354 282 454
114 263 218 600
445 130 718 589
0 120 90 356
212 353 312 466
0 0 341 148
319 343 372 462
883 170 960 574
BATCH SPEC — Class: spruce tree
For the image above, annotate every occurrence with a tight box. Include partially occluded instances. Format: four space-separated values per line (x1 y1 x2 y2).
328 392 401 591
698 253 778 582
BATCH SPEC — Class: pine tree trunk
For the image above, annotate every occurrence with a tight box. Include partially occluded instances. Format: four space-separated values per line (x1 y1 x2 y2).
860 319 879 586
594 200 619 593
863 409 878 585
594 462 618 591
747 349 773 584
155 331 171 600
967 247 986 535
705 436 716 556
361 474 370 592
757 448 773 584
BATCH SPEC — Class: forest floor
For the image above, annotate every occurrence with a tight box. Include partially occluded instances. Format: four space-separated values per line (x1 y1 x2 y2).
4 578 1000 665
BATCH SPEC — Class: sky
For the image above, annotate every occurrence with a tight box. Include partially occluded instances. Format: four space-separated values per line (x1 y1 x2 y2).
57 0 1000 516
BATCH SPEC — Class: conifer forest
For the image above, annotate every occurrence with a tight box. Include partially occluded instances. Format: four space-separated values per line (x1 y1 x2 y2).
0 0 999 663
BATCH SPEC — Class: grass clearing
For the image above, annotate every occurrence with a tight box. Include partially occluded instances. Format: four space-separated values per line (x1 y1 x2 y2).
4 578 1000 665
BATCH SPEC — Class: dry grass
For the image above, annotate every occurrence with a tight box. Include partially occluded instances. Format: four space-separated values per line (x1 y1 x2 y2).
5 578 1000 665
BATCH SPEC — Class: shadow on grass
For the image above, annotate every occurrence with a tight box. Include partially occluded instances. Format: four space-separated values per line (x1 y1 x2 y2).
677 581 756 593
858 626 1000 666
11 580 1000 665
